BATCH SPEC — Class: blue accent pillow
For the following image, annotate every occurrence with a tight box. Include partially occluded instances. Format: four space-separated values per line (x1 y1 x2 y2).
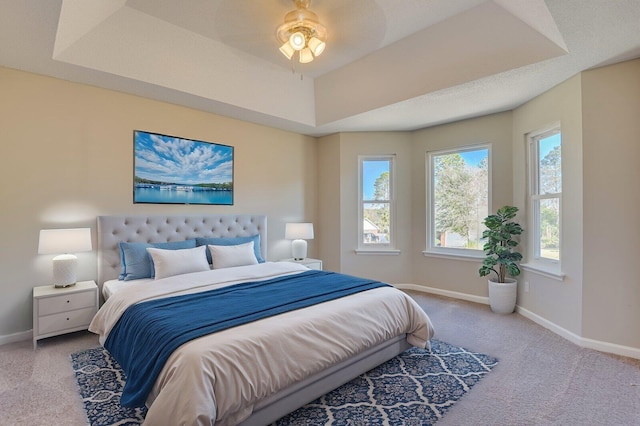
196 235 264 264
119 239 197 281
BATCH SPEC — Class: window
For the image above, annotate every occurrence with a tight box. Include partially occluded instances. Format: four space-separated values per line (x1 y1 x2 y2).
528 126 561 265
358 156 395 251
427 145 491 256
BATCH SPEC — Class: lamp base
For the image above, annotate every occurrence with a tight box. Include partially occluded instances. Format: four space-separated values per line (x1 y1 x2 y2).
52 254 78 288
291 239 308 261
54 282 77 289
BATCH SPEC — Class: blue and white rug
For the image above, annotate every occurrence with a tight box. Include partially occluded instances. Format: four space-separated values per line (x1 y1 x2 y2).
71 346 147 425
71 340 498 425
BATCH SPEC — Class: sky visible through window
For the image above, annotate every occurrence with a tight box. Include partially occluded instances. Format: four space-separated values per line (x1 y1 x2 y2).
459 149 486 167
540 133 561 158
363 160 389 200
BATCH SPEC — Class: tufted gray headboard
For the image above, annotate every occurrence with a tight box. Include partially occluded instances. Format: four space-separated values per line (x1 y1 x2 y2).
97 214 267 289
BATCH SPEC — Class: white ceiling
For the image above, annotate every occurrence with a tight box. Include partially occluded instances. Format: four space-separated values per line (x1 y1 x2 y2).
2 0 640 137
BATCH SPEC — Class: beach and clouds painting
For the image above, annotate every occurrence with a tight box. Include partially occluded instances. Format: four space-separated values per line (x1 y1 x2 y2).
133 131 234 205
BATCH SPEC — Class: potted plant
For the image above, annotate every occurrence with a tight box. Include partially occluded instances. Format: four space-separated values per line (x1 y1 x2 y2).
479 205 523 314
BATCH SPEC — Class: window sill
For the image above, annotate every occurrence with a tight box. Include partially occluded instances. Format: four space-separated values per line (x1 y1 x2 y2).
422 250 483 262
355 249 400 256
521 263 565 281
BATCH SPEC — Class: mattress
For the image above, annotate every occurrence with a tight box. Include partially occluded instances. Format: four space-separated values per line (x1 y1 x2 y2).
102 278 154 300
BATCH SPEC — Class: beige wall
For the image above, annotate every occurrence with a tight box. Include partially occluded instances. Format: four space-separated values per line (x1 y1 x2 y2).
317 133 341 272
581 59 640 348
317 132 414 281
0 66 317 337
409 112 514 296
332 132 414 284
512 74 584 336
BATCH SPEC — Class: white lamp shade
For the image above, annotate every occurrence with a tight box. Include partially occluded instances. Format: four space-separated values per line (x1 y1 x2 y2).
279 41 295 59
38 228 92 287
299 47 314 63
38 228 92 254
308 36 326 56
285 223 314 240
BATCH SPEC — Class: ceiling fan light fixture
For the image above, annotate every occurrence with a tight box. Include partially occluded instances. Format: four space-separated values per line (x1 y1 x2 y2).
289 31 306 51
307 36 325 56
279 41 295 60
299 47 314 63
276 0 327 64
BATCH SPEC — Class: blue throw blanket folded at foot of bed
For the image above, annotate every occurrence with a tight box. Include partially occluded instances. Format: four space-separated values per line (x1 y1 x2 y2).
104 269 390 407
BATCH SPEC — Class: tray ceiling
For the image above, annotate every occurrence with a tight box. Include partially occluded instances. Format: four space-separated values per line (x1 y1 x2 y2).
2 0 640 136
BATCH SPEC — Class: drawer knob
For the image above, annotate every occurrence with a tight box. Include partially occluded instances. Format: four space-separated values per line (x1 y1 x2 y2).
66 300 70 303
66 318 70 321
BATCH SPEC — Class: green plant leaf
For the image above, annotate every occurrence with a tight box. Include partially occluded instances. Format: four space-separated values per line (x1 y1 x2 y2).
478 205 523 282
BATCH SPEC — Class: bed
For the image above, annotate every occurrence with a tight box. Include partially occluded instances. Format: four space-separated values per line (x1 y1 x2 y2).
90 214 435 426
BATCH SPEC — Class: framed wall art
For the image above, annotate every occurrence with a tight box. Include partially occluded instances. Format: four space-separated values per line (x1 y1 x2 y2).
133 130 234 205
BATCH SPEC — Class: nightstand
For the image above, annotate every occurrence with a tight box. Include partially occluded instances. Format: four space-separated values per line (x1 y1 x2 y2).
33 280 98 349
280 258 323 270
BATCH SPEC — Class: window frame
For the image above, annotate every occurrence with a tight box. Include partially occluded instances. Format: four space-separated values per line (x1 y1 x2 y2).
527 124 562 271
357 155 397 253
425 144 492 258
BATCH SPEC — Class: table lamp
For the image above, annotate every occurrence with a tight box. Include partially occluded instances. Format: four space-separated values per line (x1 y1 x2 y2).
285 222 314 260
38 228 92 288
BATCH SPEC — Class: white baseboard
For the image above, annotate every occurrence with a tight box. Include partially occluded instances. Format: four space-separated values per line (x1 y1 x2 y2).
398 284 640 360
516 306 640 360
0 329 31 346
514 306 583 346
395 283 490 305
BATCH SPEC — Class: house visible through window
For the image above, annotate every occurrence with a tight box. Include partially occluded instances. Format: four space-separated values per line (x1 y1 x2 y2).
529 126 561 264
359 156 395 249
427 145 491 255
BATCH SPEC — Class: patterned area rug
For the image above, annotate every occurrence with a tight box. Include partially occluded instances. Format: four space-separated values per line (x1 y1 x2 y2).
71 346 147 425
71 340 497 426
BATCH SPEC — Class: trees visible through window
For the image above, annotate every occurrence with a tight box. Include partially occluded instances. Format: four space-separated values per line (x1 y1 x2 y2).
427 145 490 253
359 156 394 247
529 127 561 262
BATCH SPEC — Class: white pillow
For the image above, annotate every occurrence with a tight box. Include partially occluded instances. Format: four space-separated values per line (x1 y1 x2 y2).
146 245 210 280
208 241 259 269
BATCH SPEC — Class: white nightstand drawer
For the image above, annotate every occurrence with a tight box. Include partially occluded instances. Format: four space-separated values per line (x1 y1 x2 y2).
38 291 96 316
38 306 96 335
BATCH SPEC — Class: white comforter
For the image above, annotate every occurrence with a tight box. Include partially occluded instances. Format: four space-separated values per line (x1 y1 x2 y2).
89 262 435 426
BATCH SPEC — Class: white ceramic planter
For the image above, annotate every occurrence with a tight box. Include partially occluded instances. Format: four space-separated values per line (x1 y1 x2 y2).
488 278 517 314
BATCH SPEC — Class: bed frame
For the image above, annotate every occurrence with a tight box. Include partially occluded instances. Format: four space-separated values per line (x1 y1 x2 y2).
96 214 410 425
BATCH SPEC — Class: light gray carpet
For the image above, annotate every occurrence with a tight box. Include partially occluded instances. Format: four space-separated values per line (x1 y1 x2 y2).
1 291 639 425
